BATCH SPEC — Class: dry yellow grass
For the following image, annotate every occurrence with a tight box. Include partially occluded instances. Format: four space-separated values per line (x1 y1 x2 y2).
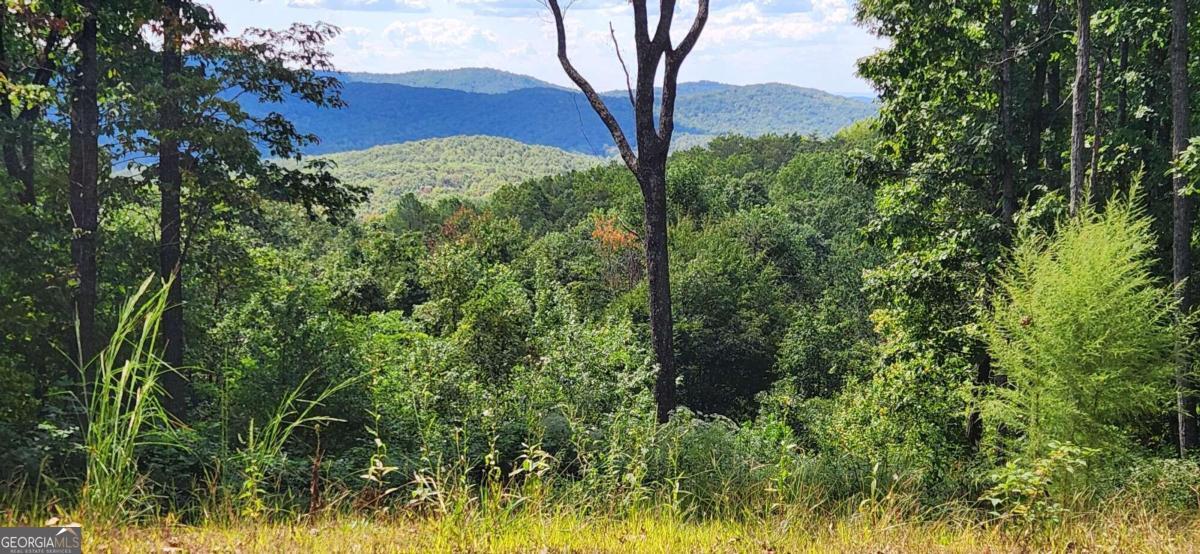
83 509 1200 553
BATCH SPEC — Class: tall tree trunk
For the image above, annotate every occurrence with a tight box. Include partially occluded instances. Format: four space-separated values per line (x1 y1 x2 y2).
971 0 1018 450
998 0 1016 227
1090 53 1105 200
1070 0 1091 215
0 8 22 203
1171 0 1198 455
16 121 34 204
1117 38 1129 127
1048 57 1064 180
547 0 707 423
640 160 675 423
159 0 189 418
68 0 99 400
1024 0 1055 190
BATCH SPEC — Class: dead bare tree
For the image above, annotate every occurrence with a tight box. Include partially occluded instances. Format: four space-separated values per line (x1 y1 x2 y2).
546 0 709 423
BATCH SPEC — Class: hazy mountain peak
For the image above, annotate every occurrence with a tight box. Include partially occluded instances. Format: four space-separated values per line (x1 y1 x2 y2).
339 68 564 94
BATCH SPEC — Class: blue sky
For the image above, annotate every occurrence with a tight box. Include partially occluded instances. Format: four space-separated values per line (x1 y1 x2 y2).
205 0 883 95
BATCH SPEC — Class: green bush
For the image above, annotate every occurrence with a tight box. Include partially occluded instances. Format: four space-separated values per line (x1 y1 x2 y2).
1119 458 1200 511
982 190 1183 461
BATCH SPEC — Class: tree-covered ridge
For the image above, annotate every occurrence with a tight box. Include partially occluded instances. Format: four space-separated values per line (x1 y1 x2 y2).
675 83 878 137
317 135 603 208
340 68 565 93
245 79 877 155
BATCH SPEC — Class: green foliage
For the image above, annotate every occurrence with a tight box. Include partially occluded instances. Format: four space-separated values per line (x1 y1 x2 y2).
1120 458 1200 511
317 136 603 209
983 191 1183 459
232 370 356 519
82 277 177 524
822 346 973 490
982 441 1097 529
674 84 876 138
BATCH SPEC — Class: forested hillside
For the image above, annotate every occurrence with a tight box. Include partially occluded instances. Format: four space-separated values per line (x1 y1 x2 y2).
248 75 876 155
4 132 880 508
318 136 603 208
673 83 878 137
340 68 563 93
7 0 1200 551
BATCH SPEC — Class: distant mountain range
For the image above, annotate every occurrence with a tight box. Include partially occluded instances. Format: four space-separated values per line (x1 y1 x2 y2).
246 68 876 156
339 68 567 94
319 135 602 210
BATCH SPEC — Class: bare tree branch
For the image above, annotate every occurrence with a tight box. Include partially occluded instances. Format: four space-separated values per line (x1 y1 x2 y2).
653 0 678 50
659 0 708 143
672 0 708 63
548 0 638 173
610 22 636 110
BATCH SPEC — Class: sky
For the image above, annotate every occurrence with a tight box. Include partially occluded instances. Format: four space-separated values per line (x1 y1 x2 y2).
204 0 884 95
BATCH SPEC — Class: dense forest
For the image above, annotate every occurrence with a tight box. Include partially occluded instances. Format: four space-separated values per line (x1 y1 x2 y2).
315 136 602 208
4 0 1200 551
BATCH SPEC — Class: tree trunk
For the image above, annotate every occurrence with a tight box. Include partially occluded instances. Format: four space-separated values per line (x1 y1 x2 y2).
1070 0 1091 215
998 0 1016 227
1171 0 1198 455
1117 38 1129 128
17 122 34 204
68 0 99 400
1090 53 1105 200
547 0 707 423
159 0 189 418
1024 0 1055 191
1048 57 1064 179
640 161 675 423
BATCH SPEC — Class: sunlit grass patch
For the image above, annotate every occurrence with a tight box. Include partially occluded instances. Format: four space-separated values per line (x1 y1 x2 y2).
84 507 1200 553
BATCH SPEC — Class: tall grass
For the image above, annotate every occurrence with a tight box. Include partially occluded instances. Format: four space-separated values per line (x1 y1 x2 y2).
232 369 359 519
80 276 178 524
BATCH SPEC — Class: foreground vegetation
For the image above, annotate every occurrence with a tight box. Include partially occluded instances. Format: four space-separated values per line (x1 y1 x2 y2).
5 0 1200 549
75 509 1200 553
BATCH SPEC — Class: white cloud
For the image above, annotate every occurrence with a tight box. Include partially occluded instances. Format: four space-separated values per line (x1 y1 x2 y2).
384 18 500 50
330 25 372 49
711 0 813 14
812 0 851 23
452 0 631 17
450 0 543 17
207 0 882 93
704 4 821 44
287 0 430 12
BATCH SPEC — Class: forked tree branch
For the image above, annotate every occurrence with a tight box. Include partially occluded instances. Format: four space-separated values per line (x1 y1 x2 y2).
659 0 708 143
547 0 638 173
672 0 708 62
653 0 677 50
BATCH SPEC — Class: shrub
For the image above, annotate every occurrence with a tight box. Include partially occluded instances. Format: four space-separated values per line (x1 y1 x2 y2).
981 441 1096 529
1119 457 1200 511
982 189 1183 461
